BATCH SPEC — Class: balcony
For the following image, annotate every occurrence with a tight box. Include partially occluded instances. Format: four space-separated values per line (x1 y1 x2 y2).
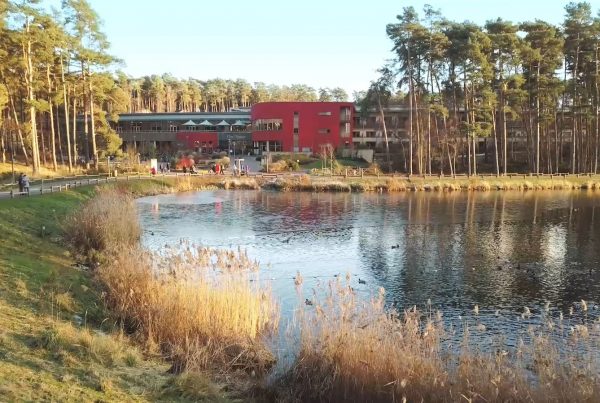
119 130 178 142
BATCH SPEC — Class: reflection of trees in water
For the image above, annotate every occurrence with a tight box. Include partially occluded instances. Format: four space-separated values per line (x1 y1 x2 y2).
144 190 600 311
248 191 355 242
356 191 600 311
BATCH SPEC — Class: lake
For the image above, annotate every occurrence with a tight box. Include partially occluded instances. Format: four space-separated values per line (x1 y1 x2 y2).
137 190 600 349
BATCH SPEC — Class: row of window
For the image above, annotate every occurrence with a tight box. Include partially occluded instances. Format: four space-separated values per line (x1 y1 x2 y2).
117 124 248 132
253 119 283 131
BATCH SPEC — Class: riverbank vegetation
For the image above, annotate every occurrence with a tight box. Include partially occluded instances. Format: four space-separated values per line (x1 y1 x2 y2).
0 187 240 401
263 174 600 193
64 188 278 372
2 180 600 400
276 280 600 402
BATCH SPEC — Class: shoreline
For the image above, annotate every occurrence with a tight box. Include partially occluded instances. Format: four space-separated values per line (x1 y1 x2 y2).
4 173 600 201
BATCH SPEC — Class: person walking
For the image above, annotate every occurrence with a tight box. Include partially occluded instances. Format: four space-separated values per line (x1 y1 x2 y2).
17 173 24 193
21 174 30 194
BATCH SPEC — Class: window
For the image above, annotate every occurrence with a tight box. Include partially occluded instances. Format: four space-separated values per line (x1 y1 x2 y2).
340 107 351 122
318 111 332 116
293 128 299 134
151 125 162 132
116 126 123 133
132 123 141 132
318 128 331 134
186 126 197 131
340 123 351 138
169 124 178 132
253 119 283 131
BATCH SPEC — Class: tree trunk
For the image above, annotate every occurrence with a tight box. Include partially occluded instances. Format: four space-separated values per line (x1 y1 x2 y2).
40 112 46 167
463 69 471 176
24 24 40 173
47 65 57 171
55 105 65 166
88 67 98 168
572 38 580 173
72 94 78 163
0 117 5 163
408 63 414 176
60 54 72 171
493 106 499 176
595 45 599 174
414 88 422 174
536 65 541 174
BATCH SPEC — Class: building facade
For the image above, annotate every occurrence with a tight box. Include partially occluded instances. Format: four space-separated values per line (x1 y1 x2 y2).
250 102 354 154
115 111 252 156
108 102 546 160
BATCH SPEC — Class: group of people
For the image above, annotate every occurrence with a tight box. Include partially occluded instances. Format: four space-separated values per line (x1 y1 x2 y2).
150 163 171 175
17 173 30 194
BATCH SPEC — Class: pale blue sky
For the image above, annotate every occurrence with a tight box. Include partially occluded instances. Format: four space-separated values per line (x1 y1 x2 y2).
52 0 600 96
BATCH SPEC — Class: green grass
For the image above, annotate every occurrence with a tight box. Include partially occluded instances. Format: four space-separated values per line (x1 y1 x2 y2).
0 185 233 402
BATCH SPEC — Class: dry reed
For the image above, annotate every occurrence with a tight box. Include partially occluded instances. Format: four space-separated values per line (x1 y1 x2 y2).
64 188 140 262
276 278 600 402
262 175 600 194
98 245 279 374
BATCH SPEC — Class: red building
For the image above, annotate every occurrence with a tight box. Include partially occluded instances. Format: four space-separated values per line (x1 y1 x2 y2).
251 102 353 154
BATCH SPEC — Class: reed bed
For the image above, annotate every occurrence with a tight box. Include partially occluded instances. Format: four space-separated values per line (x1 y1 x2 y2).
276 279 600 403
108 176 260 196
264 175 600 193
64 188 141 262
99 246 278 374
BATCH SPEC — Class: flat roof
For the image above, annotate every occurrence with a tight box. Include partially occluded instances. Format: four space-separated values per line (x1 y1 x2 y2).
118 112 250 122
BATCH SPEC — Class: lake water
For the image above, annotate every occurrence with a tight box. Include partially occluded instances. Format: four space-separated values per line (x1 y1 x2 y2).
137 190 600 350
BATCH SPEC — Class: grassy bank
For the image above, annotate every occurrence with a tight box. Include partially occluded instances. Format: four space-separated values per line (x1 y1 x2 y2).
0 186 234 401
266 174 600 192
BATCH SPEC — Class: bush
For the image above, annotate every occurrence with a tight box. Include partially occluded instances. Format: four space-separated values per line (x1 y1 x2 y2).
268 159 300 172
99 245 278 374
64 188 140 263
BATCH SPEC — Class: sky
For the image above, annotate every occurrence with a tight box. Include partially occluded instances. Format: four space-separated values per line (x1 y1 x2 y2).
49 0 600 98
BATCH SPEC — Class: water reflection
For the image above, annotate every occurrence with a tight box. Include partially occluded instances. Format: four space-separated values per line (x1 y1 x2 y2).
137 190 600 326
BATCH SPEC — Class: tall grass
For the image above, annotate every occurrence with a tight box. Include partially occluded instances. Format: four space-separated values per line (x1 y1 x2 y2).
38 321 142 368
99 246 278 374
64 188 140 263
265 175 600 193
66 189 278 376
277 279 600 402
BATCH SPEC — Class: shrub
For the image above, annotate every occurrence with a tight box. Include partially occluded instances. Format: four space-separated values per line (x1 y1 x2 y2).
98 245 278 374
64 188 140 262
